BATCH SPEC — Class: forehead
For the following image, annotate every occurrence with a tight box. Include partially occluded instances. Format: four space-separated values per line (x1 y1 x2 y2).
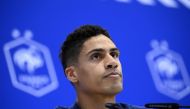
81 34 116 54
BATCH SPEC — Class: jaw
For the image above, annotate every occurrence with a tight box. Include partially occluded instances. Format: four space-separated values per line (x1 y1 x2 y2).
99 79 123 96
75 74 123 99
75 79 123 96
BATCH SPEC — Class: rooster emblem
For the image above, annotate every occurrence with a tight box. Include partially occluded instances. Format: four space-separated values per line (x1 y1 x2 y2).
13 46 44 73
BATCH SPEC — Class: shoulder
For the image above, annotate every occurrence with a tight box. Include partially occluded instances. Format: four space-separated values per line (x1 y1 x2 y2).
55 103 80 109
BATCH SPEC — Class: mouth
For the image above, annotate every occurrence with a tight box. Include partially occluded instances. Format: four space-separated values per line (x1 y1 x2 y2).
103 71 122 78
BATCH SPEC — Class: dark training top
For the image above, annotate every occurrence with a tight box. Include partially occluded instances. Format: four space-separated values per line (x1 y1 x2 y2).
56 102 148 109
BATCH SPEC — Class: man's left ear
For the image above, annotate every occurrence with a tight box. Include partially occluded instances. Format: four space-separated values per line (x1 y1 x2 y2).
65 66 78 83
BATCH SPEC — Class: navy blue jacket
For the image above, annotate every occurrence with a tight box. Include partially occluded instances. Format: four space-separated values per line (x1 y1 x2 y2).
56 102 148 109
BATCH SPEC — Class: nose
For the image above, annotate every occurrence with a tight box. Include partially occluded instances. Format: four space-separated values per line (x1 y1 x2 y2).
105 55 118 69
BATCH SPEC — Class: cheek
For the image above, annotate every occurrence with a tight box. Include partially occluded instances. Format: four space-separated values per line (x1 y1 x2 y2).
77 67 93 82
119 63 122 72
78 64 104 84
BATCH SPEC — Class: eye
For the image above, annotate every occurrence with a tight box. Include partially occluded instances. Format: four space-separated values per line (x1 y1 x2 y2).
90 53 102 61
110 52 119 58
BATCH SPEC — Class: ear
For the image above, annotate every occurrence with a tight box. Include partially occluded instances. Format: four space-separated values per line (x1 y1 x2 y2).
65 66 78 83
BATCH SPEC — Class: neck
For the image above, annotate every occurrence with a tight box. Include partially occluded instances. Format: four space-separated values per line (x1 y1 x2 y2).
76 91 116 109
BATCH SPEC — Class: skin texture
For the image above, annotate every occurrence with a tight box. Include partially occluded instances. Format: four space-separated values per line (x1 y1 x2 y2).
65 34 123 109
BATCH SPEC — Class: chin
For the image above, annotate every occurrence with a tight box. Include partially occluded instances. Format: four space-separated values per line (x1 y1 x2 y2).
113 84 123 93
106 83 123 95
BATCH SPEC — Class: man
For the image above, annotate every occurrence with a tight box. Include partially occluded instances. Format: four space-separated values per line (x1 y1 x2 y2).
58 25 145 109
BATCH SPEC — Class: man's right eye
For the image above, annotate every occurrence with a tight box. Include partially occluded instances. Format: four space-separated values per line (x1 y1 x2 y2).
90 53 102 61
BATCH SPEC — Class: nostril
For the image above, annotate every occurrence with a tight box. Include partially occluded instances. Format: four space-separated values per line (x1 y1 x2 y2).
107 65 113 69
106 64 118 69
114 64 118 68
105 61 118 69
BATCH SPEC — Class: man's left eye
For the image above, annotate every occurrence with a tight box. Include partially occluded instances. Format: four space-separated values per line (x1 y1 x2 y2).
110 52 119 58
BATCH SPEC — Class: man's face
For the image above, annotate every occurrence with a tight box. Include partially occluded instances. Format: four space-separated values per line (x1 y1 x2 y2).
75 34 123 96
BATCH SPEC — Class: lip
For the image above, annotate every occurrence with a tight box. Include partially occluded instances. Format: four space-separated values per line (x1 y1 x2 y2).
103 71 122 78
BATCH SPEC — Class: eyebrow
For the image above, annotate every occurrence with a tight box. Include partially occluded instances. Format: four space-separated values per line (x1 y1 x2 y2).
87 48 119 55
110 48 119 52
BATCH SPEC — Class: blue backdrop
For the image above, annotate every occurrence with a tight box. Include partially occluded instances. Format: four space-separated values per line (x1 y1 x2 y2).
0 0 190 109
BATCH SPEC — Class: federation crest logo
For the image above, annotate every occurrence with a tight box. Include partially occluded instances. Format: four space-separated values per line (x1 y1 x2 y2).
146 39 190 100
3 29 59 97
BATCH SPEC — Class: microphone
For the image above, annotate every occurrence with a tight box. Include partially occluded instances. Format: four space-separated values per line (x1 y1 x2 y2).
105 103 121 109
145 103 190 109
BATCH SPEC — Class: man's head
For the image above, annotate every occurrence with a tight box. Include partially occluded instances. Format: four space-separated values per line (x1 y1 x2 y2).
59 25 123 96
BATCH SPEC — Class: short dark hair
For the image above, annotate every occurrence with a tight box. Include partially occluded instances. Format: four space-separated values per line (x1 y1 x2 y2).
59 24 112 70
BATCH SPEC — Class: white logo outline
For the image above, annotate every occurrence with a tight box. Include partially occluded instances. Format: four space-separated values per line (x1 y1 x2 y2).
146 40 190 100
3 29 59 97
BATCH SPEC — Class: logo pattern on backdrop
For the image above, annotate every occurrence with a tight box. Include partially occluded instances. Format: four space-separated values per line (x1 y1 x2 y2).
3 29 59 97
115 0 190 9
146 40 190 100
